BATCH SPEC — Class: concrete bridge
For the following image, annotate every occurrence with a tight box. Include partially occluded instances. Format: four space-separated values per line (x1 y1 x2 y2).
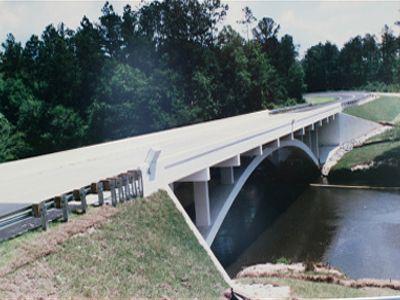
0 92 382 245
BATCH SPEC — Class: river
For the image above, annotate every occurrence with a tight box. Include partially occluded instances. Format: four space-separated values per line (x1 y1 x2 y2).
211 159 400 280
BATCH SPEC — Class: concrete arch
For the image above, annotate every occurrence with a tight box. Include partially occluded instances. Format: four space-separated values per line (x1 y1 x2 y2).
206 139 319 245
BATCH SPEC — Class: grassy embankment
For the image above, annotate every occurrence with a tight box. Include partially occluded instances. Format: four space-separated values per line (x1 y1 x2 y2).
329 96 400 185
237 277 400 298
0 191 227 298
1 188 399 298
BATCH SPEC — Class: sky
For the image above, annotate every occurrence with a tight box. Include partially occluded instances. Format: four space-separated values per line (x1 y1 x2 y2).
0 0 399 56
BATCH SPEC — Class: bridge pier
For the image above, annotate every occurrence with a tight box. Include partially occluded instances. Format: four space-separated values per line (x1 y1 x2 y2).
178 169 212 227
314 127 320 162
193 181 211 227
305 125 313 149
220 167 235 185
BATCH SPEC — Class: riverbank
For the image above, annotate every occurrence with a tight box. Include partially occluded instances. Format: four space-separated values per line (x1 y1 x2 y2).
329 95 400 185
234 262 400 298
0 191 227 298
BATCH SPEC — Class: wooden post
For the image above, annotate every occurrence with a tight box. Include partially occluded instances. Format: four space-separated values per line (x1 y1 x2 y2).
123 175 131 200
32 204 40 218
97 182 104 206
102 180 111 191
109 179 117 207
40 202 48 230
80 188 87 213
138 170 144 197
117 177 125 203
90 183 97 194
128 171 137 198
54 196 62 209
61 194 69 222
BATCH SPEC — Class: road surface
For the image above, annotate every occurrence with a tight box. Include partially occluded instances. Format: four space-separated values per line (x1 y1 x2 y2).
0 91 370 218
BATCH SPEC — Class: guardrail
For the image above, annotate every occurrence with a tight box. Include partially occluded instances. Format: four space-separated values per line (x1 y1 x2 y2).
162 102 342 189
0 169 143 242
269 103 312 114
270 93 375 115
340 93 374 109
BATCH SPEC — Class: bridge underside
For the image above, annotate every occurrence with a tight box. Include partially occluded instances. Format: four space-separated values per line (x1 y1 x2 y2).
171 112 382 245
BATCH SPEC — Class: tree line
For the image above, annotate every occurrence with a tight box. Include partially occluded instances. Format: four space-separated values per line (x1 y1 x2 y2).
303 24 400 92
0 0 304 162
1 0 398 163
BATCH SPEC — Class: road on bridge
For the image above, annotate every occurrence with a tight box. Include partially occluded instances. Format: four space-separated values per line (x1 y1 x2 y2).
0 91 370 218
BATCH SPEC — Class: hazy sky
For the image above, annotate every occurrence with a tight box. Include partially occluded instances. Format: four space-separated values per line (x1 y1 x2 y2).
0 1 399 56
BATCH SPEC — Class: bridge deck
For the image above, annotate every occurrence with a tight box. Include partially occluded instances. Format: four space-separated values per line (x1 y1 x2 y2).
0 92 364 217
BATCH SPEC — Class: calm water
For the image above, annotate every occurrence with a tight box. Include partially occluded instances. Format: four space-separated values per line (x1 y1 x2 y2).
211 162 400 279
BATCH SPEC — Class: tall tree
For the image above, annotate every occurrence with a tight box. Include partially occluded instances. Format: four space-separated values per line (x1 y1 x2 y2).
362 34 380 83
339 36 365 88
98 2 123 59
37 24 80 108
73 16 105 113
237 6 257 41
303 42 341 91
0 34 23 78
380 25 398 84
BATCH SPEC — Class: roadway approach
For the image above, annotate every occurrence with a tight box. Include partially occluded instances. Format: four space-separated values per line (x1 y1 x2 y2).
0 91 383 244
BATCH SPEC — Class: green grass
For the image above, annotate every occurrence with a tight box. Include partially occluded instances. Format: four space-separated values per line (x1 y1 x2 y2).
0 208 83 270
238 277 400 298
305 96 336 105
329 96 400 185
344 96 400 123
330 126 400 185
332 134 400 172
0 191 227 298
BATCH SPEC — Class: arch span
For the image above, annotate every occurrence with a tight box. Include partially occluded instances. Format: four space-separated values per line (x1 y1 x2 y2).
205 139 319 245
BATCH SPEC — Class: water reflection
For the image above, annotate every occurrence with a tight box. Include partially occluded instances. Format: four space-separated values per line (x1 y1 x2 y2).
212 160 400 280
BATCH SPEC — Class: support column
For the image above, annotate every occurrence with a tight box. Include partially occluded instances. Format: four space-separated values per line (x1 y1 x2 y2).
308 131 312 149
220 167 234 185
194 181 211 227
314 127 320 161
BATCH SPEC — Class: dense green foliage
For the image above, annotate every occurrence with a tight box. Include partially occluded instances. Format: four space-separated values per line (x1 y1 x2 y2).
3 1 397 163
0 1 304 162
303 24 400 92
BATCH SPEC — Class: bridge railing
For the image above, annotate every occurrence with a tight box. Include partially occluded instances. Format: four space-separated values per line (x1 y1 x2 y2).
340 93 375 109
270 93 375 115
0 169 143 242
269 103 312 114
159 103 343 187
